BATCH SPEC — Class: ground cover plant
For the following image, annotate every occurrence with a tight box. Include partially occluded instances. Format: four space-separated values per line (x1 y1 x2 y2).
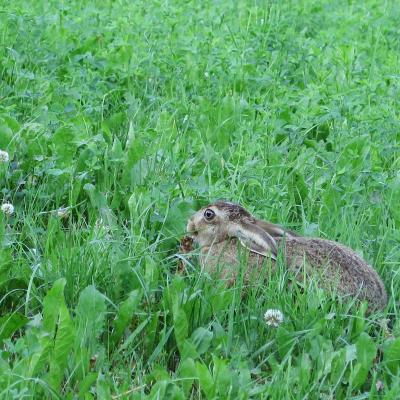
1 0 400 398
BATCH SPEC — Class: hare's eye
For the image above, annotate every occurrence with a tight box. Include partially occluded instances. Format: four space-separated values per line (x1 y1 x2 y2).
204 209 215 221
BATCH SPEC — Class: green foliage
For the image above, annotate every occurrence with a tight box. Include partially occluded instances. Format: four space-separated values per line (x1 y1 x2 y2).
0 0 399 398
352 332 377 389
383 337 400 375
111 290 143 347
0 313 28 344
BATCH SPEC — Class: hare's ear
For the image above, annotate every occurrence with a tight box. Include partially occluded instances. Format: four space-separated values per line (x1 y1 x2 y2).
229 220 278 259
255 220 298 238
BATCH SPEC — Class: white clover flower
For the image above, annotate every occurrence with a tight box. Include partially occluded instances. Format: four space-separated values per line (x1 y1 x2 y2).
1 202 14 215
204 71 209 79
375 380 384 392
0 150 9 163
264 309 284 327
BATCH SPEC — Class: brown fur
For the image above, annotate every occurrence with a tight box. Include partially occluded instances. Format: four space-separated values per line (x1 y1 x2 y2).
186 201 387 311
281 236 387 311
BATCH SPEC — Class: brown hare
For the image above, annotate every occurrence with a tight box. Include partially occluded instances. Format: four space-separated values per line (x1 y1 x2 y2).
185 201 387 311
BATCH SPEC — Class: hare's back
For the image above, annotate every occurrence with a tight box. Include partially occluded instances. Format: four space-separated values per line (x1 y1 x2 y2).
281 236 369 272
280 236 387 310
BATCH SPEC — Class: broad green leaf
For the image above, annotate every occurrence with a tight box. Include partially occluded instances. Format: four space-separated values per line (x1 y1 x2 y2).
0 115 19 154
52 126 77 166
348 302 367 340
149 365 170 382
351 332 376 389
148 380 167 399
79 372 98 400
165 277 186 316
83 183 108 210
346 344 357 363
111 290 142 346
145 256 159 292
387 177 400 227
163 199 196 237
290 170 308 205
29 330 54 377
109 137 124 162
131 158 150 186
96 373 111 399
173 308 188 353
211 289 234 313
213 356 236 396
181 339 198 360
0 313 28 343
102 113 126 143
356 333 376 369
190 327 213 356
178 358 196 396
42 278 67 332
196 362 214 398
330 349 346 385
122 134 146 187
75 285 107 352
164 382 185 400
148 380 184 400
276 326 295 359
267 354 280 374
76 147 99 173
383 337 400 375
298 352 312 388
29 278 74 390
144 312 161 360
47 301 75 389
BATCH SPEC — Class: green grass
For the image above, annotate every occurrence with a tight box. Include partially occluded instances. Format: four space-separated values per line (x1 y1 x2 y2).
1 0 400 398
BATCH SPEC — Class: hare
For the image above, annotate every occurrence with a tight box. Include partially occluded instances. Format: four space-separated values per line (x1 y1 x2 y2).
186 201 387 311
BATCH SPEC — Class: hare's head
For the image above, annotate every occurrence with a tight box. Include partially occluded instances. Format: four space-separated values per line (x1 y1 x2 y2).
186 201 278 259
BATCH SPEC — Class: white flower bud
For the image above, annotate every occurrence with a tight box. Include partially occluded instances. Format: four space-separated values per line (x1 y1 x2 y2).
0 150 9 163
57 207 69 219
264 309 284 327
1 203 14 215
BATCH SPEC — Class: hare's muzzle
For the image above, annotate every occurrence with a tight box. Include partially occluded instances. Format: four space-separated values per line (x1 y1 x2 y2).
186 219 198 237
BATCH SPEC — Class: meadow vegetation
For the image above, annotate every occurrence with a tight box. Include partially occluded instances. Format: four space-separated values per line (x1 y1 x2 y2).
1 0 400 398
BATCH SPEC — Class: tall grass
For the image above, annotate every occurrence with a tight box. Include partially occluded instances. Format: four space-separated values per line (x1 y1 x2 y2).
0 0 399 398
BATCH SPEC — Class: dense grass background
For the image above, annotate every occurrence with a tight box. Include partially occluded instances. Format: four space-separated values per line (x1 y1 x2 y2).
1 0 400 398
